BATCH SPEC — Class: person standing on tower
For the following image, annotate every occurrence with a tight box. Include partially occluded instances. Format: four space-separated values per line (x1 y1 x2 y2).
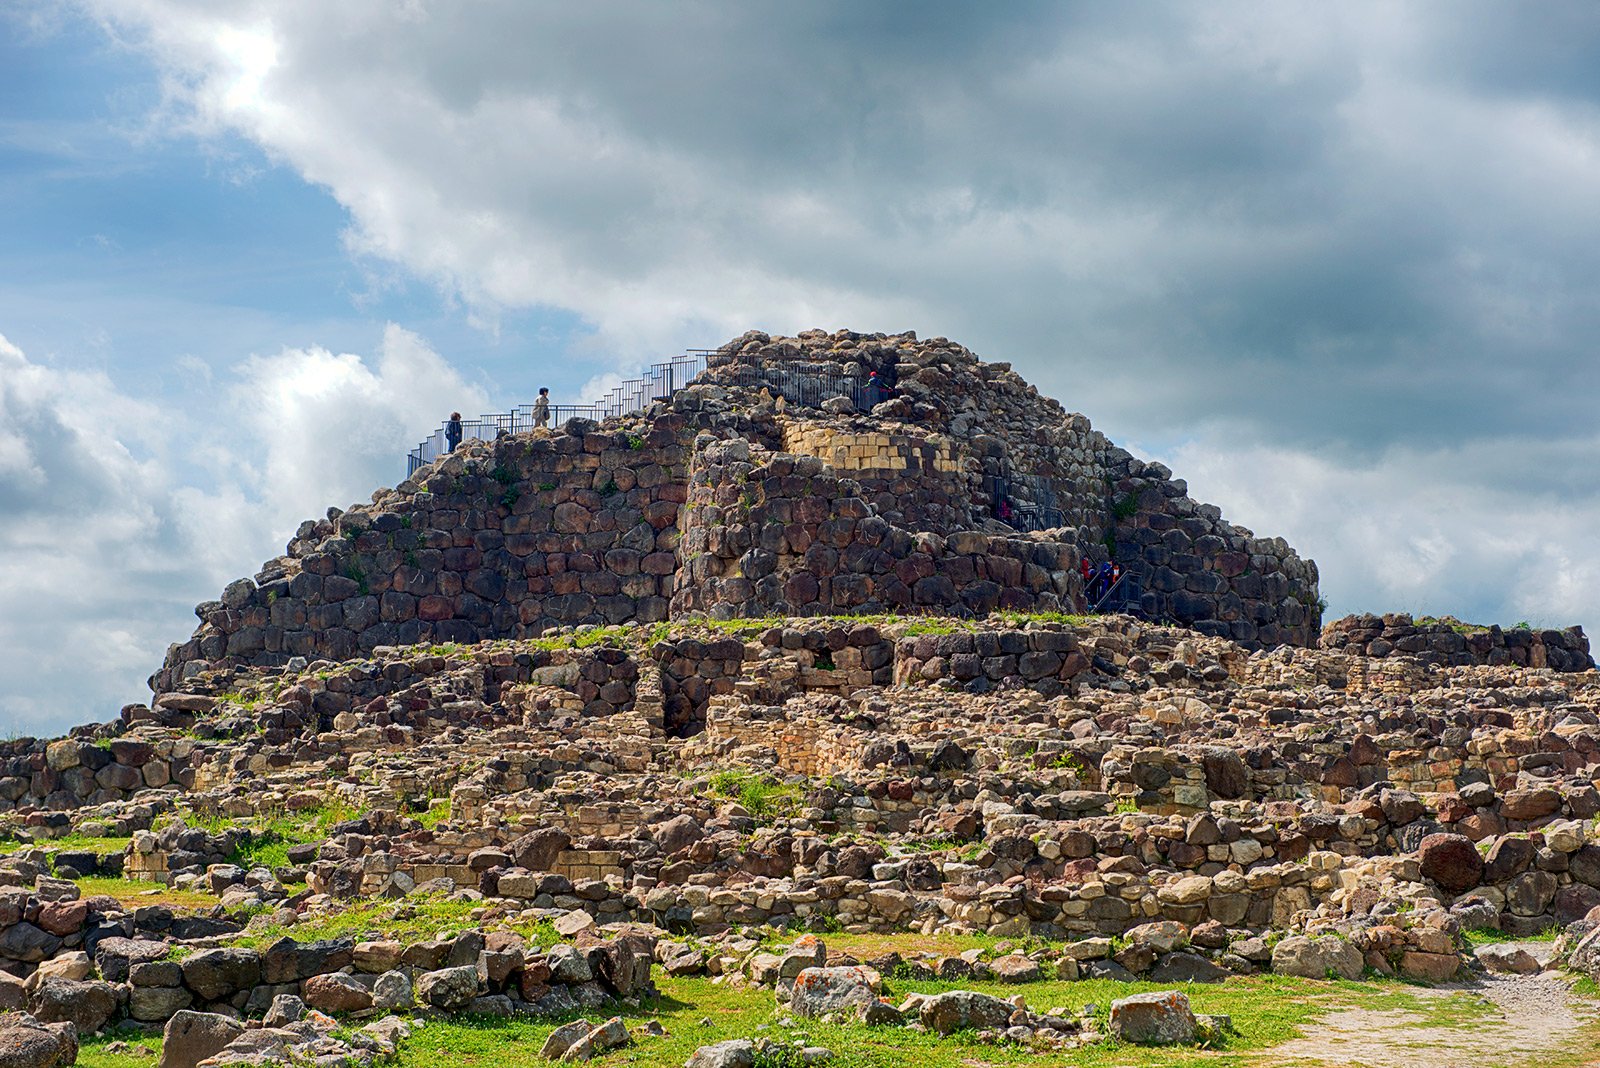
532 387 551 429
445 412 463 452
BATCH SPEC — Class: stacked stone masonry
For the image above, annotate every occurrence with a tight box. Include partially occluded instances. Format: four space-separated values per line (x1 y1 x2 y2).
152 328 1323 695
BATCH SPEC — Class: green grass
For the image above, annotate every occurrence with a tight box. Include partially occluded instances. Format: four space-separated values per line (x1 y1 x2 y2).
0 834 132 857
76 878 217 911
391 972 1460 1068
79 1035 159 1068
708 771 802 822
65 962 1600 1068
179 799 366 872
414 798 453 830
224 893 575 952
1462 926 1561 947
228 893 482 950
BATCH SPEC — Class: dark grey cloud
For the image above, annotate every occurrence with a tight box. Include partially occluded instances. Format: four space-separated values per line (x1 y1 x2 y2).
40 0 1600 677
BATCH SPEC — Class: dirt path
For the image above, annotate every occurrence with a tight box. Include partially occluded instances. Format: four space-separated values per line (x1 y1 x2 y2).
1267 955 1600 1068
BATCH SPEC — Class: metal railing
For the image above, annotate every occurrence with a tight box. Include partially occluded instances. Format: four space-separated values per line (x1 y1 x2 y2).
407 348 886 475
707 363 879 410
987 471 1065 532
1090 569 1144 615
407 350 716 474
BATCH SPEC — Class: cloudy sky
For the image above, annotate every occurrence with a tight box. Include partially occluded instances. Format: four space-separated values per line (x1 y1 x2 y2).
2 1 1597 734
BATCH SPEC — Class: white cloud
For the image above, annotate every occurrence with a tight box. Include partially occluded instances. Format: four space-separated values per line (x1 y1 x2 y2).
1148 433 1600 633
76 1 1600 435
0 327 484 736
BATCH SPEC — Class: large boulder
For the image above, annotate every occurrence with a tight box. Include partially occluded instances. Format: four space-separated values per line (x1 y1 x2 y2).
1149 952 1227 984
181 947 262 1002
159 1010 246 1068
990 955 1041 983
129 985 193 1022
789 967 881 1018
1109 990 1198 1045
1202 749 1249 799
595 935 656 997
1398 951 1459 983
301 973 374 1014
918 990 1015 1035
652 815 704 856
508 827 571 871
28 978 117 1034
1270 935 1364 980
415 966 479 1011
1475 944 1539 975
1501 788 1560 822
685 1039 755 1068
94 938 170 982
0 927 59 965
538 1020 593 1061
1483 837 1538 884
1379 789 1427 826
1566 925 1600 980
1418 833 1483 892
0 1013 77 1068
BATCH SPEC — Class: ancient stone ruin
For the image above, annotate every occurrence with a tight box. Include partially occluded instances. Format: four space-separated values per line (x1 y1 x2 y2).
0 329 1596 1067
150 328 1322 709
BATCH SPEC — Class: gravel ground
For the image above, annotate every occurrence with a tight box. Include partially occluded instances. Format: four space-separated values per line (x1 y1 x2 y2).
1267 950 1599 1068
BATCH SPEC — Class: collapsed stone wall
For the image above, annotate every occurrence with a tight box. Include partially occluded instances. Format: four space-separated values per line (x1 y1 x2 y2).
1322 613 1593 672
1105 455 1320 647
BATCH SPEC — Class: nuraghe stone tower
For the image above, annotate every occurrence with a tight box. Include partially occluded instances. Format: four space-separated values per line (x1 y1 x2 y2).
152 329 1322 703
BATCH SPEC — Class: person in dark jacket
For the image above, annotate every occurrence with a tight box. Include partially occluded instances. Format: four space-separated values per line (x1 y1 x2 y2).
866 370 889 408
1097 561 1115 604
445 412 463 452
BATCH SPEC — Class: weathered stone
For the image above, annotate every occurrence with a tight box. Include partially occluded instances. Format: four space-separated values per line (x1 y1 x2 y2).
789 967 880 1018
181 948 262 1002
415 965 479 1010
919 990 1015 1035
159 1010 246 1068
685 1039 755 1068
1109 990 1199 1045
1418 833 1483 892
302 972 374 1014
1270 936 1363 981
29 978 118 1034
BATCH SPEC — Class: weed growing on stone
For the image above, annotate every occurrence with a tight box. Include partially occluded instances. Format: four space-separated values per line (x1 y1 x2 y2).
178 798 366 871
707 770 803 822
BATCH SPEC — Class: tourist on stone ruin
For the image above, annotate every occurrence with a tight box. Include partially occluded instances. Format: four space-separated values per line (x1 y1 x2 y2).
533 387 551 428
1097 561 1115 604
866 370 888 407
1080 556 1093 593
997 497 1014 523
445 412 462 452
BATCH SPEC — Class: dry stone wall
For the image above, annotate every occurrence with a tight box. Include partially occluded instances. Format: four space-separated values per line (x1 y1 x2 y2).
1104 455 1319 647
673 437 1080 621
1322 613 1592 672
